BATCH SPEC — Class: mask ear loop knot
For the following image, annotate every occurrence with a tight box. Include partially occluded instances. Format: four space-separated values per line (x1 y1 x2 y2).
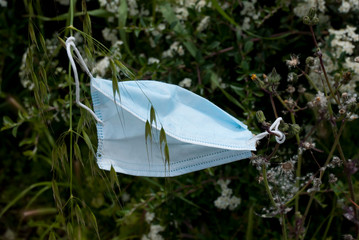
66 36 103 124
250 117 286 144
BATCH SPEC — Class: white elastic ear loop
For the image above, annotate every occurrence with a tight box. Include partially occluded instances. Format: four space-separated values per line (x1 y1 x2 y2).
250 117 286 144
66 37 103 124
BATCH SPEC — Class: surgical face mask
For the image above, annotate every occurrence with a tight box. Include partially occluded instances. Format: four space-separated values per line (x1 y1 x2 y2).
66 37 285 177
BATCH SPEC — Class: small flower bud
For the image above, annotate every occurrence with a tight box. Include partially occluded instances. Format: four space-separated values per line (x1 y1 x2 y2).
354 56 359 63
289 124 301 135
279 122 289 132
334 73 341 83
311 17 319 25
287 72 298 82
303 16 311 25
256 111 266 123
347 101 357 113
308 7 316 19
305 56 315 67
268 68 281 84
342 71 352 84
339 108 346 115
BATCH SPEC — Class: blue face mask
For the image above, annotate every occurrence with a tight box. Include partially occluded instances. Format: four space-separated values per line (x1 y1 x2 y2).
66 37 285 177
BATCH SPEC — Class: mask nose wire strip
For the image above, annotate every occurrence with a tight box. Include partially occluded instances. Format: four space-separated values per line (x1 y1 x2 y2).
250 117 286 144
66 36 103 124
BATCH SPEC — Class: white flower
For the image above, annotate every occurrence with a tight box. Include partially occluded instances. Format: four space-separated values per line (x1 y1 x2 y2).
222 188 233 196
344 57 359 74
121 192 130 202
142 224 165 240
174 7 189 21
113 40 124 48
197 16 210 32
140 5 150 16
214 195 229 209
177 45 184 56
241 17 251 31
179 78 192 88
99 0 120 13
145 212 155 223
228 196 241 210
19 48 35 90
92 57 110 77
151 30 161 37
128 0 139 16
328 26 359 56
157 23 166 31
102 28 119 45
240 1 255 16
162 41 185 58
339 1 351 13
0 0 7 7
221 2 230 10
294 0 326 17
314 91 327 109
195 0 206 11
214 179 241 210
148 57 160 65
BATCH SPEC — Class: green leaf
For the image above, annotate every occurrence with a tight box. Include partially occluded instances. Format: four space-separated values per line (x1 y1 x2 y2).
66 222 73 239
75 204 85 226
82 130 95 156
159 2 202 60
88 210 100 239
177 195 201 209
211 0 238 27
28 21 38 46
145 120 152 144
48 231 56 240
159 127 167 145
110 59 120 100
52 180 62 213
183 41 198 59
1 116 18 131
110 165 120 190
244 40 254 53
74 142 84 167
118 0 128 29
3 116 14 126
0 182 53 218
150 105 156 126
23 150 35 157
164 143 170 167
230 85 245 98
220 88 246 112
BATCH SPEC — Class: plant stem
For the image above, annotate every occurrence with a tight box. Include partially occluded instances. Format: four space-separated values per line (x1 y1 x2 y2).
282 214 288 240
275 94 292 112
291 113 302 214
68 0 76 225
322 196 336 240
270 93 278 118
301 70 320 92
262 165 276 207
299 121 346 233
333 123 359 236
308 26 340 105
